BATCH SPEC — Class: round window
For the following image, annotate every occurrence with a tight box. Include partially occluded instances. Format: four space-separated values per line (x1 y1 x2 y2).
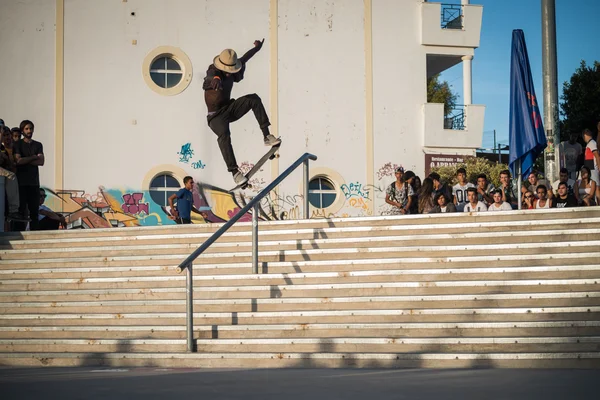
149 174 181 206
142 46 193 96
308 177 337 208
150 56 183 88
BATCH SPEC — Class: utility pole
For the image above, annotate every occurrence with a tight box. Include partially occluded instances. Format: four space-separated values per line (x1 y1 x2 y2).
542 0 560 182
493 129 497 159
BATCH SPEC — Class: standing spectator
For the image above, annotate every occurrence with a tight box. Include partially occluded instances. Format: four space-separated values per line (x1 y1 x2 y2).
558 132 582 180
1 127 17 173
523 190 536 210
533 185 552 209
0 127 22 221
385 168 414 215
582 128 600 204
574 166 597 206
475 173 495 206
552 182 578 208
168 176 203 224
38 188 66 230
521 171 548 199
499 169 519 209
13 120 44 230
549 168 576 198
430 193 457 213
452 167 475 212
428 172 452 201
11 127 21 144
487 190 513 211
464 187 487 212
417 177 435 214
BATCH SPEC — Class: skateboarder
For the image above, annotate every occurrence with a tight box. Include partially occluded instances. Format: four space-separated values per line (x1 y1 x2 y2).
203 39 281 187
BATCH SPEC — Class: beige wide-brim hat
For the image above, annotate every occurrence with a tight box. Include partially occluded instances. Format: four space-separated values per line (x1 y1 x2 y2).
213 49 242 73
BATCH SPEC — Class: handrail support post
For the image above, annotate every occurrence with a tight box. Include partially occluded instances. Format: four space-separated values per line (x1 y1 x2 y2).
186 262 194 352
303 159 310 219
252 202 259 274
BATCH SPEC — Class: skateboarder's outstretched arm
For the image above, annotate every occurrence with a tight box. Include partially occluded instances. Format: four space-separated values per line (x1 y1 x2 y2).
239 39 264 64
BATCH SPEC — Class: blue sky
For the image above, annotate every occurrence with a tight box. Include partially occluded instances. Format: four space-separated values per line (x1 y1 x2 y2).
440 0 599 150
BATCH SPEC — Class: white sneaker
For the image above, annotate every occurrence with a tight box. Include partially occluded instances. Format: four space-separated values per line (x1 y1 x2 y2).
263 135 281 146
233 171 249 186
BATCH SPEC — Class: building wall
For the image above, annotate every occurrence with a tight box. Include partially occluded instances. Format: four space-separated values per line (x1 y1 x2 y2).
0 0 484 227
0 0 56 187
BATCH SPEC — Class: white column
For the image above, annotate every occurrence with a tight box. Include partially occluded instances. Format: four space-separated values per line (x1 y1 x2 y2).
461 0 470 5
462 55 473 105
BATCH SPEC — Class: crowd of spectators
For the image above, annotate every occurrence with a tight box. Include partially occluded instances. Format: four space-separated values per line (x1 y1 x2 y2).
0 118 48 230
385 127 600 214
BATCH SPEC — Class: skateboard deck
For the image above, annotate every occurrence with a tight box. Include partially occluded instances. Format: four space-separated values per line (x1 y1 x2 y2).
229 141 281 192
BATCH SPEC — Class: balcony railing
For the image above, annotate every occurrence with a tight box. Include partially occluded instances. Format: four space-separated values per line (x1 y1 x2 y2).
441 4 463 29
443 105 466 130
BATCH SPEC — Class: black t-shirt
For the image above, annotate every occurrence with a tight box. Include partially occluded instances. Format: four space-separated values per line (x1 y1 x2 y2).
14 139 43 186
553 195 578 208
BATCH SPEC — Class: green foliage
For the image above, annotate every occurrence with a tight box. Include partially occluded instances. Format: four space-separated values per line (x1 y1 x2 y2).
560 60 600 139
431 157 510 187
427 74 458 117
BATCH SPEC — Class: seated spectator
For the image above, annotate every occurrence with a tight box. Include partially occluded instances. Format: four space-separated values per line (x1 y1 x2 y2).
498 169 519 209
550 167 576 199
476 173 495 206
574 166 597 206
430 192 457 213
385 169 415 215
522 171 548 200
418 177 435 214
523 190 536 210
38 188 66 230
453 167 475 212
533 185 552 209
0 127 22 221
464 187 487 212
553 182 578 208
487 189 513 211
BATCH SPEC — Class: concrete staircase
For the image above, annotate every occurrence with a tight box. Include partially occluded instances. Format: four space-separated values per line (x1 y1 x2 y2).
1 207 599 368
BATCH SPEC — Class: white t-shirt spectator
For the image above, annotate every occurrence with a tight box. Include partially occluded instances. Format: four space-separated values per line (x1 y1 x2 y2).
464 201 488 212
488 202 513 212
453 182 475 211
584 139 599 184
558 141 582 177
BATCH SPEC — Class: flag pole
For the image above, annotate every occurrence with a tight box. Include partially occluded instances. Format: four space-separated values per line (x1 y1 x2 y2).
517 159 522 210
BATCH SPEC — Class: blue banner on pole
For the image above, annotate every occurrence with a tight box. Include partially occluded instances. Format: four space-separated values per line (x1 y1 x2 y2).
508 29 547 179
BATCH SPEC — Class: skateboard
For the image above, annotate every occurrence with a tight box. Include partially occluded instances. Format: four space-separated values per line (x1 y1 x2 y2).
229 140 281 192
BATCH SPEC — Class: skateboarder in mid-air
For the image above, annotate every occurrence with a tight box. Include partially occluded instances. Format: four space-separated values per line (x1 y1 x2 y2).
203 39 281 186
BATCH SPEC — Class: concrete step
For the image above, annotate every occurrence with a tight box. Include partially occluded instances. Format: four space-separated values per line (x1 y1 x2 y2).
1 207 595 237
1 351 599 368
1 306 599 327
3 321 600 340
3 229 599 260
1 241 597 269
3 219 599 251
1 291 599 314
1 278 598 302
2 336 600 354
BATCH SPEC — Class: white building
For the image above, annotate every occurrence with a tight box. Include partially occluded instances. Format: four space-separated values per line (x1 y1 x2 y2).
0 0 484 227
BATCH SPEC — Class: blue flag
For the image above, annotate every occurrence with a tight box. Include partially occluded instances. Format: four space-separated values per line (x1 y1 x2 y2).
509 29 547 179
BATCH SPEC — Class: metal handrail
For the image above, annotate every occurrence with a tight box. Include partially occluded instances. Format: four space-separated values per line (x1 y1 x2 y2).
176 152 317 352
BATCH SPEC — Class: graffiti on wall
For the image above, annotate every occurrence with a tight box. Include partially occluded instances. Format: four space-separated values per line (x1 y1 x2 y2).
177 143 194 163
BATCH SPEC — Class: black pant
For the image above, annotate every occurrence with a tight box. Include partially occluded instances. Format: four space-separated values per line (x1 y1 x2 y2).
39 217 60 230
19 185 40 231
207 94 271 172
178 217 192 224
